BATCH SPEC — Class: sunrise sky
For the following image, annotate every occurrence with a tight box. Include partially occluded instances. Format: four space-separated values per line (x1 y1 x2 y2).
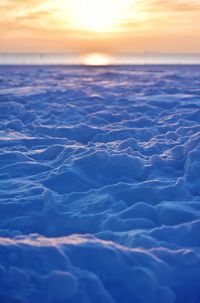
1 0 200 53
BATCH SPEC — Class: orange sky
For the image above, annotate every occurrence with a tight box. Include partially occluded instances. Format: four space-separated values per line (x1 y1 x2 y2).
1 0 200 53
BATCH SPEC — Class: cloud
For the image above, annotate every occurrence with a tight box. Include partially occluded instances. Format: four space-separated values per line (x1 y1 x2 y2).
148 0 200 12
122 0 200 33
0 0 200 52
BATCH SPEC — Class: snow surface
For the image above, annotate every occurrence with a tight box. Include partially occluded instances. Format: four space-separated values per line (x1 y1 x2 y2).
0 65 200 302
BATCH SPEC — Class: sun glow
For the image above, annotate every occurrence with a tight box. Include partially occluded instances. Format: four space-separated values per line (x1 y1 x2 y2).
81 53 111 65
69 0 128 32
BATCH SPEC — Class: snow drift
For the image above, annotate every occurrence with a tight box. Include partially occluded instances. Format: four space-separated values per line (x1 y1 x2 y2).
0 65 200 302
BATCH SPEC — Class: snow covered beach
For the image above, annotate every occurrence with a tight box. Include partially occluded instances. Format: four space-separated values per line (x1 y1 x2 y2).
0 65 200 302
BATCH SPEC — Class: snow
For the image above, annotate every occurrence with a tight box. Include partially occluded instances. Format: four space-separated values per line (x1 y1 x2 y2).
0 65 200 302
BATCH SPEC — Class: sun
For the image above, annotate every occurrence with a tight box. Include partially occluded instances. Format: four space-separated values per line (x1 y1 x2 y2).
80 53 112 65
70 0 125 32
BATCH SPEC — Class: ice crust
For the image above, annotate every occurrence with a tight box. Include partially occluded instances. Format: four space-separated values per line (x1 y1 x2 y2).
0 65 200 302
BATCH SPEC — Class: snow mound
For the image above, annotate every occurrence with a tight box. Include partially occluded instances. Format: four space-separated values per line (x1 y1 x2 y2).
0 234 198 303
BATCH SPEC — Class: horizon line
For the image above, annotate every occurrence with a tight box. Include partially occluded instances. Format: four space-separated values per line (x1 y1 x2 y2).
1 52 200 66
1 51 200 55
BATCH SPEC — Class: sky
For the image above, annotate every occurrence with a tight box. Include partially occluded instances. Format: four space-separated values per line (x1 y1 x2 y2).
1 0 200 53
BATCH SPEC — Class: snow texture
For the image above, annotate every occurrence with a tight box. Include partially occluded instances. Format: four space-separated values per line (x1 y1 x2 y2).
0 65 200 303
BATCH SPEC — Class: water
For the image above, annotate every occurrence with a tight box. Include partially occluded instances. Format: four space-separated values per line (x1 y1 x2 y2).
0 52 200 65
